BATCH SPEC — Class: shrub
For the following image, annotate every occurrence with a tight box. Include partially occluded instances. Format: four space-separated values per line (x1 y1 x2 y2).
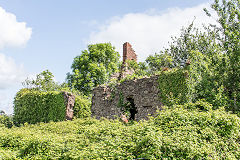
0 115 13 128
74 95 91 118
13 88 91 125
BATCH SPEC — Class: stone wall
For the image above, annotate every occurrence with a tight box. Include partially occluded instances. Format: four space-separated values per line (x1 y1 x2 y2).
62 92 75 120
91 75 162 121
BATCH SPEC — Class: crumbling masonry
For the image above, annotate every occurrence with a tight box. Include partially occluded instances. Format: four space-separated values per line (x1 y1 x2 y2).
91 42 163 121
63 91 75 120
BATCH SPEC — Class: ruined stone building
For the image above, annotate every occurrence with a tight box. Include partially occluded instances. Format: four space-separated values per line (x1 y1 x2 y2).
91 42 163 121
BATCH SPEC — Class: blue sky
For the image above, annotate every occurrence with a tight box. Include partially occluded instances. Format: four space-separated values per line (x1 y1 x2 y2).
0 0 215 114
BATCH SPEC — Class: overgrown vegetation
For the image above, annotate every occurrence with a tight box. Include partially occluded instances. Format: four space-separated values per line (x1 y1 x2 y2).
158 69 188 106
121 0 240 115
13 89 66 125
1 0 239 159
0 111 13 128
1 102 240 159
74 95 91 118
13 70 91 125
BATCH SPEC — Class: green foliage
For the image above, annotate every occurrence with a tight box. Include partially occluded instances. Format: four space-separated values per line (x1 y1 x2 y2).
124 60 149 77
153 0 240 113
187 51 229 107
117 92 125 110
153 102 240 159
15 69 91 124
13 89 66 125
67 43 120 96
158 69 188 106
206 0 240 112
1 102 240 159
146 52 174 74
161 22 223 68
117 92 131 115
0 114 13 128
22 70 62 91
74 95 91 118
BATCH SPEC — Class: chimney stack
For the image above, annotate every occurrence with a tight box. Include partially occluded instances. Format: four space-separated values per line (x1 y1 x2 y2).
123 42 137 63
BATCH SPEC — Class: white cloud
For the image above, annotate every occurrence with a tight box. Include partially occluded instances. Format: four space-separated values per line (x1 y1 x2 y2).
0 6 32 114
0 6 32 89
88 3 217 61
0 6 32 49
0 53 26 89
0 89 16 114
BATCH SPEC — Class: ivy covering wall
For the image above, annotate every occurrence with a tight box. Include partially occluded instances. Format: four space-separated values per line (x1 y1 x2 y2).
158 69 189 106
74 96 91 118
13 89 66 125
13 89 91 125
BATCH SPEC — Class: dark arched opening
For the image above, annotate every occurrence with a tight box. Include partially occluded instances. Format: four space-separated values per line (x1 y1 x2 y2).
126 97 137 120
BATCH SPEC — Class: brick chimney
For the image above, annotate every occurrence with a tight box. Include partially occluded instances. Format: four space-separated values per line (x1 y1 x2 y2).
117 42 137 80
123 42 137 63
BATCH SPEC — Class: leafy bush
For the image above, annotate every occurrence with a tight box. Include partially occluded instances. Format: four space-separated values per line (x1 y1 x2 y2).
153 103 240 159
0 115 13 128
74 95 91 118
1 101 240 159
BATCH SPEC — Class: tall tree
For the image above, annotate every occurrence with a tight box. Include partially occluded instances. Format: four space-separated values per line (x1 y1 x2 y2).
67 43 120 96
146 52 174 73
205 0 240 111
162 23 223 67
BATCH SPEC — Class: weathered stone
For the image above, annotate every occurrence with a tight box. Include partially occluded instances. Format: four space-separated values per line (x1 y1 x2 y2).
62 92 75 120
91 42 163 121
91 75 162 121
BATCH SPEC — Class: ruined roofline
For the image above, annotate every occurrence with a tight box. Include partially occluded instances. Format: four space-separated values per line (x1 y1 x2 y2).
98 74 159 89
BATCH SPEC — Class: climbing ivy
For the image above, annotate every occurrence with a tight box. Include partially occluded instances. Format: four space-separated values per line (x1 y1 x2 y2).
13 89 66 125
74 96 91 118
13 88 91 125
158 69 188 106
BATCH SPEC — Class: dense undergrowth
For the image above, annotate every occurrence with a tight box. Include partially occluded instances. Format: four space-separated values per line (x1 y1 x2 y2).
1 102 240 159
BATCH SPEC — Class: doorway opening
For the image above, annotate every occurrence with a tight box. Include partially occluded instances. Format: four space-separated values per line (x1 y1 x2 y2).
126 97 137 120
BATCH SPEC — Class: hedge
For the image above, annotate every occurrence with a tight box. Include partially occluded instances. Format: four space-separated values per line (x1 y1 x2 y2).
13 89 66 125
13 89 91 125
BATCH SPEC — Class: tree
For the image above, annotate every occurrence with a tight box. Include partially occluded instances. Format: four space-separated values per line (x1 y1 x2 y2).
162 22 224 67
145 12 227 108
22 70 62 91
154 0 239 113
205 0 240 112
145 52 174 74
67 43 120 96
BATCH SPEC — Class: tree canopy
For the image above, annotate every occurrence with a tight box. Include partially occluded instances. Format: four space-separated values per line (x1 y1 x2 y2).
207 0 240 112
67 43 120 96
22 70 62 91
142 0 240 114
